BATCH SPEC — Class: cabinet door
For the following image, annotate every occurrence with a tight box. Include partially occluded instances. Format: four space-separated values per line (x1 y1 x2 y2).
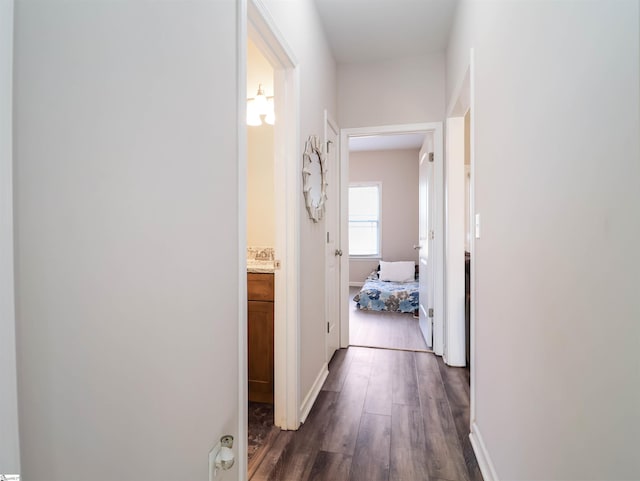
247 273 274 301
248 300 274 403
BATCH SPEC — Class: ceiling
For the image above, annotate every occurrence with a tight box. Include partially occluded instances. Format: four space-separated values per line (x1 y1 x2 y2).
313 0 459 64
348 133 425 152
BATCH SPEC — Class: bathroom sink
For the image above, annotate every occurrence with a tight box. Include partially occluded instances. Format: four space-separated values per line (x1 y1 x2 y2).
247 259 275 273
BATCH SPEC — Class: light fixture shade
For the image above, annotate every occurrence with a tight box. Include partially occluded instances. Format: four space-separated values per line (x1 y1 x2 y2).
246 101 262 126
253 84 269 115
264 110 275 125
264 98 275 125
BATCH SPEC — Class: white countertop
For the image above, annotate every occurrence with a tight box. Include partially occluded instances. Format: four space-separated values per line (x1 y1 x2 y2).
247 259 275 273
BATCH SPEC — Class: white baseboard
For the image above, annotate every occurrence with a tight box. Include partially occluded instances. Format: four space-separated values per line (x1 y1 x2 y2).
469 421 499 481
299 362 328 423
349 282 364 287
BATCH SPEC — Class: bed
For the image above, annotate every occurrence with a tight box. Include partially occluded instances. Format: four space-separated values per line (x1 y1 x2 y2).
353 268 419 313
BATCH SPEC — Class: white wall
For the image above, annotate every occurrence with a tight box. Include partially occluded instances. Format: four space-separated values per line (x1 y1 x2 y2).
247 39 275 247
0 0 20 475
338 53 445 128
247 124 275 247
348 149 419 284
261 0 337 411
447 1 640 479
14 2 241 480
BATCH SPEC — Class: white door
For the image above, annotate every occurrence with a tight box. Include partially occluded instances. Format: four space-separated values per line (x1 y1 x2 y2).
418 137 435 347
325 113 341 362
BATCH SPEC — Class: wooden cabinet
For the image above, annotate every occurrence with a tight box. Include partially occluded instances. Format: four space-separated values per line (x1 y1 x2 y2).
248 273 274 404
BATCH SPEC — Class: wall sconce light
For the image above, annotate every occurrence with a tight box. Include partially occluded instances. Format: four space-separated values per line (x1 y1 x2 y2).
247 84 275 126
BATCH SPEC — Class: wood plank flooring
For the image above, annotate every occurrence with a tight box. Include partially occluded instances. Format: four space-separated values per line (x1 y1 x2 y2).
349 287 429 352
250 346 483 481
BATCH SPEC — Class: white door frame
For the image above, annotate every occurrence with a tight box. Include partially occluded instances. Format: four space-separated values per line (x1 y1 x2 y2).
241 0 301 463
445 51 474 388
445 49 496 479
443 115 467 367
324 110 340 362
339 123 444 351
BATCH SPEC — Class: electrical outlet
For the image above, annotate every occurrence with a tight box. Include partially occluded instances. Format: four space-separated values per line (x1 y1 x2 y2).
209 435 235 480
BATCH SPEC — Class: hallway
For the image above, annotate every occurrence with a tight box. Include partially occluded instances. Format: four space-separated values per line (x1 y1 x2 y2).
250 346 482 481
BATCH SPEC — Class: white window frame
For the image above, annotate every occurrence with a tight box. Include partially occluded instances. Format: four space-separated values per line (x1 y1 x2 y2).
348 181 382 259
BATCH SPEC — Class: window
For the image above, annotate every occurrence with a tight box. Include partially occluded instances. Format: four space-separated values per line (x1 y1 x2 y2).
349 183 381 257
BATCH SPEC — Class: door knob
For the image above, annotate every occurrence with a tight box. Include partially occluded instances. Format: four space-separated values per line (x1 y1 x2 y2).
335 249 343 256
413 244 422 250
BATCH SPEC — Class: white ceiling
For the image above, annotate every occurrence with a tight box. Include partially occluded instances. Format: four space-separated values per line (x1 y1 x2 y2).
349 133 425 152
313 0 459 64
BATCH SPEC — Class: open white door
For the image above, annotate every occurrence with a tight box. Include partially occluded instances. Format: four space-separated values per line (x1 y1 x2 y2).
324 112 341 362
418 136 435 348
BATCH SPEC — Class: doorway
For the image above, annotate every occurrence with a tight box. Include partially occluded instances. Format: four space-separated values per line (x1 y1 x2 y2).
344 133 426 352
244 1 300 477
246 35 277 471
339 123 444 354
444 48 484 475
444 55 473 369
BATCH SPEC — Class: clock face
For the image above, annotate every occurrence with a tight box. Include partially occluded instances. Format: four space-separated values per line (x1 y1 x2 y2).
303 136 326 222
307 151 323 208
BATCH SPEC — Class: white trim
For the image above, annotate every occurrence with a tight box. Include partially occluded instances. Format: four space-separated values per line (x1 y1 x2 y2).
247 0 301 434
431 124 445 357
247 0 297 67
324 109 341 365
470 422 499 481
339 130 350 348
0 0 20 473
237 2 248 479
443 116 466 367
340 123 444 350
468 48 477 427
298 363 329 424
349 281 364 287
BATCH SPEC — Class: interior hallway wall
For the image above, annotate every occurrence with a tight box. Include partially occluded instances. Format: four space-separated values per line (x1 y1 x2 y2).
261 0 338 410
0 0 20 474
447 1 640 479
13 2 241 479
338 53 445 128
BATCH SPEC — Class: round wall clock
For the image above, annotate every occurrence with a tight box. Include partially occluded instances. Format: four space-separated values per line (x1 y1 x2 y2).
302 135 328 223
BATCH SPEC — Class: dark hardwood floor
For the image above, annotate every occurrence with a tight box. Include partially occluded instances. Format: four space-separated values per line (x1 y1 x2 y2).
250 346 483 481
349 287 429 352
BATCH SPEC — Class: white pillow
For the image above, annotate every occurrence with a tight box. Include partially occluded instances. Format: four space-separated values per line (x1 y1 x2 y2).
379 261 415 282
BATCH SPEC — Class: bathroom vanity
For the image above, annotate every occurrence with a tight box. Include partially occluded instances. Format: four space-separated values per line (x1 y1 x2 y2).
247 248 275 404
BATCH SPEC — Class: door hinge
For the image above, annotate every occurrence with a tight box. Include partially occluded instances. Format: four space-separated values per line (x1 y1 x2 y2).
327 322 330 334
327 140 333 153
429 230 435 240
428 308 434 318
428 152 434 162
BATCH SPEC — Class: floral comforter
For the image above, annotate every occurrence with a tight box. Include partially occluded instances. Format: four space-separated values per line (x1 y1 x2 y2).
353 271 419 313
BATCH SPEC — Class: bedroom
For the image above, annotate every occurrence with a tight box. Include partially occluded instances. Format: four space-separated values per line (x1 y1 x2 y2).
348 134 429 352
